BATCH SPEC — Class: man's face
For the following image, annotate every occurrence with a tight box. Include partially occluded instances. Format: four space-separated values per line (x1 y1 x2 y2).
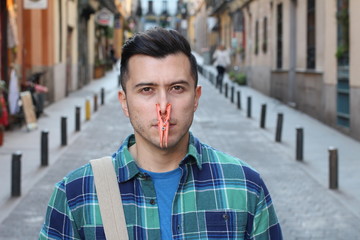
118 53 202 150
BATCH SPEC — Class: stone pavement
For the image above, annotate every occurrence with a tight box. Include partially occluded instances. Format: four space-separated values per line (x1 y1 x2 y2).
0 60 360 239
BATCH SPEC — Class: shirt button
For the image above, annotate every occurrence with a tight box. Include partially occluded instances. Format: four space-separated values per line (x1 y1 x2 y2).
177 224 181 233
223 214 229 221
150 199 156 205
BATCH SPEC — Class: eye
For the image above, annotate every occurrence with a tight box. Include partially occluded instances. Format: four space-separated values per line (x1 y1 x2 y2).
140 87 153 94
171 85 184 93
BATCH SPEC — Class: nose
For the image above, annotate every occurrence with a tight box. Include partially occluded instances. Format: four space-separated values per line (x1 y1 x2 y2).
158 91 170 115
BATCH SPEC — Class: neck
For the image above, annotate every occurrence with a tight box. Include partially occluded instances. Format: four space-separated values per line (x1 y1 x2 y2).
129 133 189 173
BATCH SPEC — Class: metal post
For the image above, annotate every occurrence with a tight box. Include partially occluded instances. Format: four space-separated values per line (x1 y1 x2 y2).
61 116 67 146
11 152 22 197
75 106 81 132
329 147 338 189
41 130 49 167
225 83 228 98
230 86 234 103
275 113 283 142
260 104 267 128
94 94 98 112
101 88 105 105
247 96 252 118
85 99 91 121
296 127 304 161
237 91 241 110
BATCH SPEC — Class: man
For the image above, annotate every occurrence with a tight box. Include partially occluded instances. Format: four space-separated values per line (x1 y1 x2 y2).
39 28 282 239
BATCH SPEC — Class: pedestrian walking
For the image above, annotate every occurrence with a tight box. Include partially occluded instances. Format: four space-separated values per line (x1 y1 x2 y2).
109 44 117 68
213 44 231 89
39 28 282 240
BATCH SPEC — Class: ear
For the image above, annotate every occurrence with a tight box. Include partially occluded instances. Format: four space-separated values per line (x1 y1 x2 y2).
194 86 202 112
118 90 129 117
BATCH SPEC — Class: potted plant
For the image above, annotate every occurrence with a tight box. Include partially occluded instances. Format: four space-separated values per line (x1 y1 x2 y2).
234 72 247 85
93 59 105 79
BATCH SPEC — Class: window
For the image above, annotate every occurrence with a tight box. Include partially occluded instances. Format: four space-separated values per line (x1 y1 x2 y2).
255 20 259 55
276 3 283 69
306 0 316 69
263 17 268 53
233 9 243 32
147 1 154 15
162 1 168 14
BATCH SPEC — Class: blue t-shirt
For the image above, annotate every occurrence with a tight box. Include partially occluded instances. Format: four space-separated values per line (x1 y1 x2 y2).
140 167 182 240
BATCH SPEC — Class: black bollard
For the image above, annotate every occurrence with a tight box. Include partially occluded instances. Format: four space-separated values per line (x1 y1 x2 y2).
260 104 267 128
11 152 22 197
230 86 234 103
237 91 241 110
41 130 49 167
275 113 284 142
329 147 338 189
225 83 228 98
296 127 304 161
75 106 81 132
101 88 105 105
247 96 252 118
94 94 98 112
61 116 67 146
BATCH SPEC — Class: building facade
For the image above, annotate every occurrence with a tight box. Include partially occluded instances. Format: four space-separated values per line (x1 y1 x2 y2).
197 0 360 140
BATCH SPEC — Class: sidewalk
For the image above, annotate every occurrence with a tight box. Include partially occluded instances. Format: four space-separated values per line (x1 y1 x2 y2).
193 52 360 219
0 68 120 224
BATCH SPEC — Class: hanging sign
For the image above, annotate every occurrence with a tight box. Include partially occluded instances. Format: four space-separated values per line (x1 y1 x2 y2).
20 91 37 130
24 0 48 9
95 8 114 27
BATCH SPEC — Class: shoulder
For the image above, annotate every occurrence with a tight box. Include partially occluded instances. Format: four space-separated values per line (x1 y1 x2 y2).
199 142 264 187
55 163 96 204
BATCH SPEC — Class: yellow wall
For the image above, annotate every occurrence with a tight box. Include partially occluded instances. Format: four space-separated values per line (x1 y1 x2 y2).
88 15 95 66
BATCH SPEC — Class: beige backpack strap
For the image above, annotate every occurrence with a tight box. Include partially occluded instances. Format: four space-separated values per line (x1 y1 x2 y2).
90 156 129 240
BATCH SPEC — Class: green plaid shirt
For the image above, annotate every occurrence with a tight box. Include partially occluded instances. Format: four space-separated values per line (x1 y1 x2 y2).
39 133 282 239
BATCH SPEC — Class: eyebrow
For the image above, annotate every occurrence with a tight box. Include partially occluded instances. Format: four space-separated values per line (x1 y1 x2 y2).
134 82 157 89
133 80 191 89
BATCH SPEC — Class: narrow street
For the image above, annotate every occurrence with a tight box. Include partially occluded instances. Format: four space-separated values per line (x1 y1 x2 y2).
0 64 359 239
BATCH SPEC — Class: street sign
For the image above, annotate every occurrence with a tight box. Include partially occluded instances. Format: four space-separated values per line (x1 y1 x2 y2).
96 8 114 27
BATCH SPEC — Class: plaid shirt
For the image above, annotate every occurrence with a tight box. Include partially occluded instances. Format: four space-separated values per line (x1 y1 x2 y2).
39 133 282 240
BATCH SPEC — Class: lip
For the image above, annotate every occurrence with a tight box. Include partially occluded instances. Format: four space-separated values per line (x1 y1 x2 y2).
152 123 176 128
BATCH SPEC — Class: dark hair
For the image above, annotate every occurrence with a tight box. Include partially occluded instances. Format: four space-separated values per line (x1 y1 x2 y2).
120 27 198 91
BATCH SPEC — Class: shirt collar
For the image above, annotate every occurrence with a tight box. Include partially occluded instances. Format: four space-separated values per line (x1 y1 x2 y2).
113 132 203 183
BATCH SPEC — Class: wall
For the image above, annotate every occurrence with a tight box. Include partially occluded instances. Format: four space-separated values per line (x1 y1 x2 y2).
322 0 337 127
245 0 273 95
193 1 208 54
349 0 360 140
